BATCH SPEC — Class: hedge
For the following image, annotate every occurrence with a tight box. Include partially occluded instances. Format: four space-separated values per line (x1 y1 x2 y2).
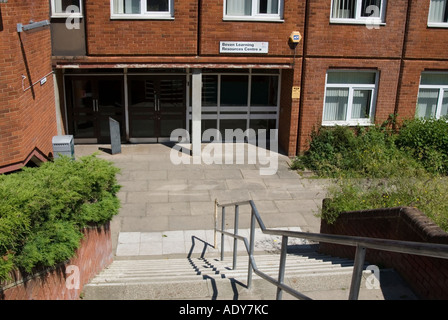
0 154 121 281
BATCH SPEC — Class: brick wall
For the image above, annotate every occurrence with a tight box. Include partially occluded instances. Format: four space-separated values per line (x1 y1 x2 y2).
199 0 305 57
297 58 401 153
306 0 408 59
279 61 302 157
0 223 113 300
0 1 57 173
405 0 448 60
85 0 198 56
319 206 448 300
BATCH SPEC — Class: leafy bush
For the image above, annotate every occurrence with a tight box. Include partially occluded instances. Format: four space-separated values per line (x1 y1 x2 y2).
396 117 448 175
0 155 121 280
322 176 448 232
291 125 426 178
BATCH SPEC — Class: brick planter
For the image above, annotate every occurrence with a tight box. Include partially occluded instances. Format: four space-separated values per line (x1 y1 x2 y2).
0 223 113 300
319 204 448 300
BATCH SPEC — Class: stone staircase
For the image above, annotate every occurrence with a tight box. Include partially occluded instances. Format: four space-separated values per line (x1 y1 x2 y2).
81 249 418 300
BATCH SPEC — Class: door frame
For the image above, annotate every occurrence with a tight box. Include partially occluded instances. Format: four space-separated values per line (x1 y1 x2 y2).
65 75 126 144
127 74 187 143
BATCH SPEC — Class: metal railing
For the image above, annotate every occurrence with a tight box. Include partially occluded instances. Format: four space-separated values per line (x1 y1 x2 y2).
214 199 448 300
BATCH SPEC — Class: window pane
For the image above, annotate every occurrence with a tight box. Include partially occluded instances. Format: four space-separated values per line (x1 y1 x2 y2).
429 0 448 23
113 0 140 14
417 89 439 119
352 89 372 119
324 88 349 121
360 0 381 17
332 0 355 18
420 73 448 85
147 0 168 12
250 76 278 107
220 75 249 106
259 0 279 14
202 75 218 107
327 72 376 85
54 0 81 13
441 91 448 117
226 0 252 16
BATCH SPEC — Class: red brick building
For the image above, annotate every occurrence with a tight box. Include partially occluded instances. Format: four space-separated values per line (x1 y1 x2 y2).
1 0 448 173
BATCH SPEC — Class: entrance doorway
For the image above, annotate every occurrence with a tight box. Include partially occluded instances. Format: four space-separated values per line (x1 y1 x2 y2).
66 76 125 143
128 75 186 142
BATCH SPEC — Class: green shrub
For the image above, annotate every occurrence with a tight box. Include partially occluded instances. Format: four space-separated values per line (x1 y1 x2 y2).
396 117 448 175
0 154 121 281
291 125 426 178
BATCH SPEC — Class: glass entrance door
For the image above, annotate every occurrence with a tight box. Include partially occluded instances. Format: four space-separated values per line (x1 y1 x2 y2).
67 76 125 143
128 76 186 142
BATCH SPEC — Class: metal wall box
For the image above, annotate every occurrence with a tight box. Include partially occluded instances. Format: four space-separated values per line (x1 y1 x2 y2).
52 135 75 159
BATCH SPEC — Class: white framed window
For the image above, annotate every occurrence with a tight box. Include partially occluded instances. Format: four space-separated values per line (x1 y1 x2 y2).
428 0 448 27
416 73 448 119
111 0 174 20
322 70 378 126
224 0 284 22
330 0 386 25
51 0 83 18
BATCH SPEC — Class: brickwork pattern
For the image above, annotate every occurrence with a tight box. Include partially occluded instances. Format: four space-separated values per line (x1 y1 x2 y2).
319 206 448 300
0 223 113 300
0 1 57 172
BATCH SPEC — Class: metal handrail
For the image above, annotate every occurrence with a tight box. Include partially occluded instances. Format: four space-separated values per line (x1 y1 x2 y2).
214 199 448 300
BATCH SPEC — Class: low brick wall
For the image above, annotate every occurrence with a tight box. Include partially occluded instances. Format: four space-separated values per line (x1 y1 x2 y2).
0 223 113 300
319 205 448 300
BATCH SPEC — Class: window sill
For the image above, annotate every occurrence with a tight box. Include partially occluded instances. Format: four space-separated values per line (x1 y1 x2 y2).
223 17 284 23
330 19 386 27
427 22 448 28
110 15 174 20
51 14 83 19
322 121 374 127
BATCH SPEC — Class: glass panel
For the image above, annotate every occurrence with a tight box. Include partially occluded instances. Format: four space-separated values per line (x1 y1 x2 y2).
442 91 448 117
202 120 218 137
159 79 184 110
360 0 381 17
130 79 156 108
220 75 249 106
113 0 140 14
147 0 169 12
54 0 81 13
202 75 218 107
72 80 93 110
73 119 95 138
324 88 349 121
352 89 372 119
131 118 156 137
249 119 276 131
420 73 448 85
160 119 184 137
327 72 376 85
220 119 248 139
416 89 439 119
98 80 123 114
226 0 252 16
429 0 448 23
332 0 355 18
250 76 278 107
259 0 279 14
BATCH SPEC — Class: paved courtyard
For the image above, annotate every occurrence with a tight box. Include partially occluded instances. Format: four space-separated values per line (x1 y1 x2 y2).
75 143 329 258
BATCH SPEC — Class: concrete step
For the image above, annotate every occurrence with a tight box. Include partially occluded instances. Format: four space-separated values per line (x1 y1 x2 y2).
83 252 393 300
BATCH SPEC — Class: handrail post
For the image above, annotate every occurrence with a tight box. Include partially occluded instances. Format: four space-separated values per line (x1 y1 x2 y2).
233 205 239 270
247 208 256 289
214 199 218 249
276 235 288 300
348 245 367 300
221 207 226 261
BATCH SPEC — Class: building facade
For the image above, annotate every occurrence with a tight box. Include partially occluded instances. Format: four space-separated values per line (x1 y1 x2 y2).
1 0 448 173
